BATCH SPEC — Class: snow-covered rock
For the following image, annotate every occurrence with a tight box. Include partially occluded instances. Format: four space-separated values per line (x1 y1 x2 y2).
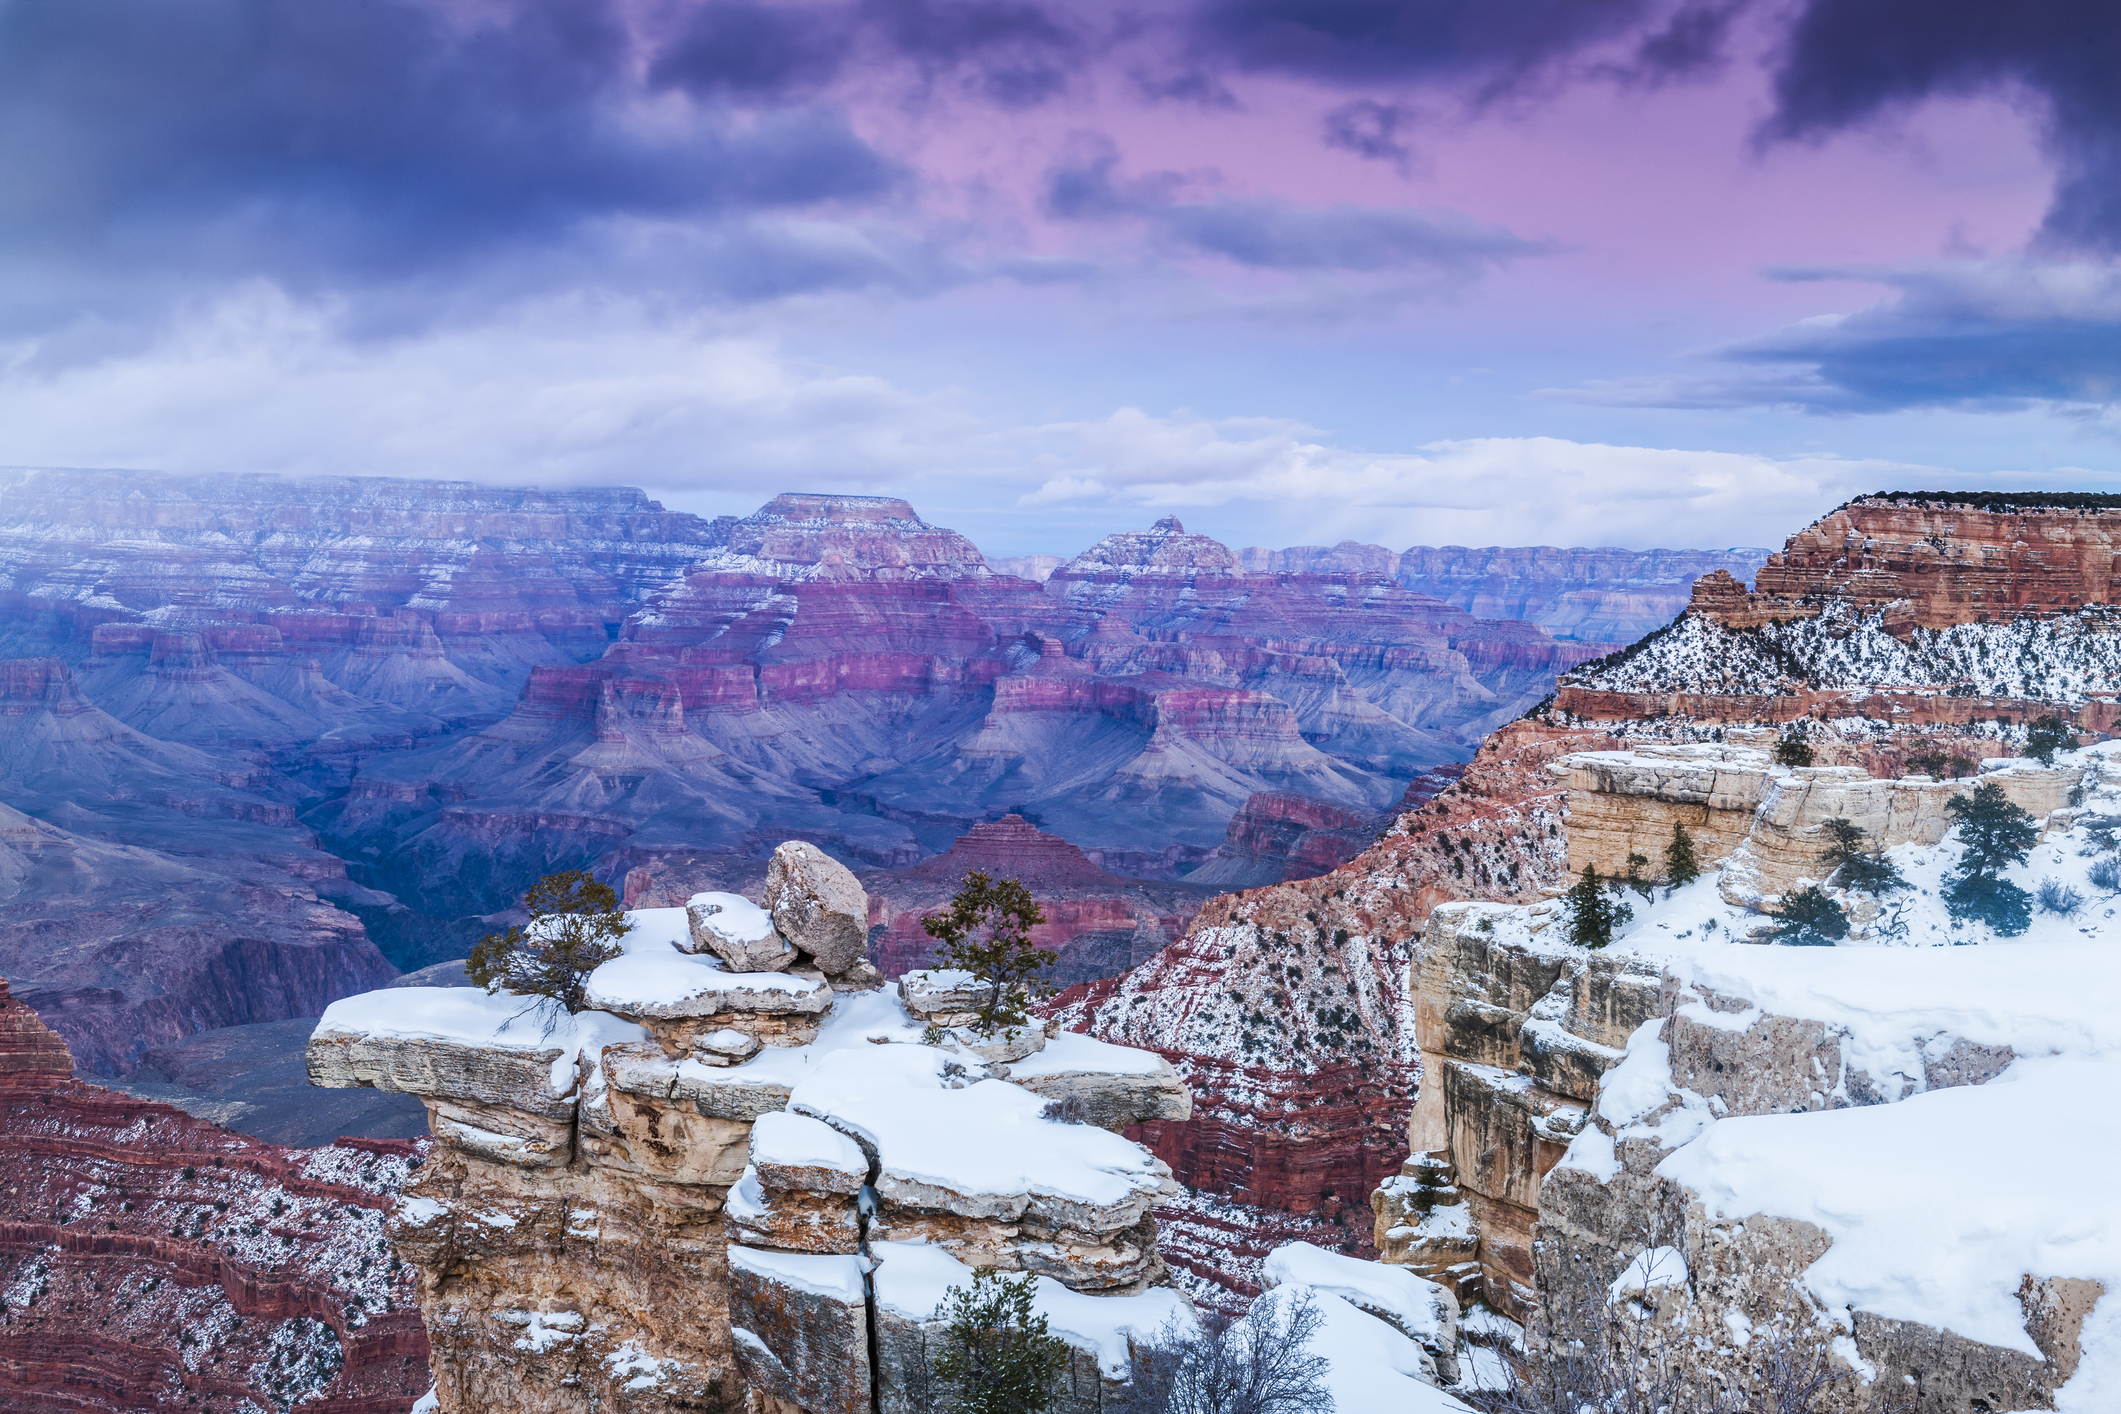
684 891 796 972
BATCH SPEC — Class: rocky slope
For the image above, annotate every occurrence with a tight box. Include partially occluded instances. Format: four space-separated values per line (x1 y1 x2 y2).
0 977 431 1413
1046 721 1607 1301
1239 541 1770 644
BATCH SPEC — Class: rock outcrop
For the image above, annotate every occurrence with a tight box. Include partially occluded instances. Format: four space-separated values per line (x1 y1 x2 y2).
307 846 1201 1413
1363 493 2121 1411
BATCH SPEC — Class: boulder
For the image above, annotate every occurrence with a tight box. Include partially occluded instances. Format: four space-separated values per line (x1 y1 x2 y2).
898 968 988 1027
685 891 798 972
728 1247 872 1414
764 842 871 976
751 1112 870 1195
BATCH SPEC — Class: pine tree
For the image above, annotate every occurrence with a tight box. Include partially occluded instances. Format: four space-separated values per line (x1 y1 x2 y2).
1563 865 1632 950
923 871 1056 1034
1770 885 1848 946
930 1270 1070 1414
1663 822 1700 891
466 870 632 1018
1942 782 2038 935
1772 723 1814 767
1945 782 2039 876
1819 817 1904 894
2025 714 2079 766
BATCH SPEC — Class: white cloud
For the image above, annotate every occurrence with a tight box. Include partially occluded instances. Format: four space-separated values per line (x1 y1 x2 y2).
1018 407 1953 548
0 288 986 510
0 289 1992 552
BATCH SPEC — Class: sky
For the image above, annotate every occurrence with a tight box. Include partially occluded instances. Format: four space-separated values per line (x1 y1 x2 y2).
2 0 2119 555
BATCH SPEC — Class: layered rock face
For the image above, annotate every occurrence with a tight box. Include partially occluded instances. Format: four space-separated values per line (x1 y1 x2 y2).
1560 495 2121 729
0 978 431 1413
1238 541 1771 644
307 846 1197 1413
324 503 1606 961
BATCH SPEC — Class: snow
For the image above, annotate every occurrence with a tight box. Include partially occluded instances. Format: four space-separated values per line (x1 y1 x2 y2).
726 1245 867 1305
750 1111 868 1177
583 946 826 1018
685 891 775 941
408 1390 437 1414
868 1240 1194 1379
1608 1246 1688 1301
1573 601 2121 704
1248 1286 1474 1413
726 1168 769 1224
313 988 647 1093
395 1197 446 1225
1658 1055 2121 1363
789 1044 1168 1209
495 1308 584 1353
1260 1241 1451 1345
1005 1028 1167 1078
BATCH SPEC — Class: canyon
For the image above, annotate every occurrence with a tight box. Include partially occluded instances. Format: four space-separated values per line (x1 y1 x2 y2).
0 469 1668 1108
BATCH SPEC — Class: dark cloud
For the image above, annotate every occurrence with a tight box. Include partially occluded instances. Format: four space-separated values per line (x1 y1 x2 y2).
0 0 899 323
1323 100 1419 170
1043 137 1543 272
1548 262 2121 413
1765 0 2121 251
649 3 853 95
861 0 1083 106
1186 0 1658 88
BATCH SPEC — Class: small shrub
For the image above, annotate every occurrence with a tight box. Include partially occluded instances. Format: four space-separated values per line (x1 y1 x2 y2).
1943 871 2033 937
2036 877 2084 917
1562 866 1632 951
930 1269 1071 1414
1771 885 1848 946
1663 822 1699 890
923 871 1056 1034
2090 856 2121 894
1040 1094 1089 1125
2025 714 2079 766
1114 1290 1331 1414
467 870 632 1018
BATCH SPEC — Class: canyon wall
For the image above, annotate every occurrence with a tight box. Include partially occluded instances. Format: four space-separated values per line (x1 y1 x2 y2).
1047 721 1606 1298
0 978 431 1413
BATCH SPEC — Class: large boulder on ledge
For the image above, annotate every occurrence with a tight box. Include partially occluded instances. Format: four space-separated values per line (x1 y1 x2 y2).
765 841 871 976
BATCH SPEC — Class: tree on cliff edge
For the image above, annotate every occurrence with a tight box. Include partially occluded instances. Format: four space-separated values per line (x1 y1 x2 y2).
928 1269 1070 1414
1563 866 1632 950
1942 783 2037 936
467 870 632 1019
1663 823 1700 892
923 870 1055 1033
